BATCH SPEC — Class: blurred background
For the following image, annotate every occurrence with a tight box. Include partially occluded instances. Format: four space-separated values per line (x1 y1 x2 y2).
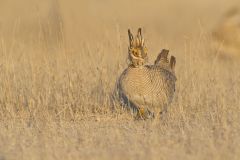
0 0 239 52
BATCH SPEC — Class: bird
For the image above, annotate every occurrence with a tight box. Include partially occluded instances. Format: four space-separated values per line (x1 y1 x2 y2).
113 28 177 120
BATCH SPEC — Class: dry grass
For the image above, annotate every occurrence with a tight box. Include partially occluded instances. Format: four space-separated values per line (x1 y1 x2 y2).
0 0 240 160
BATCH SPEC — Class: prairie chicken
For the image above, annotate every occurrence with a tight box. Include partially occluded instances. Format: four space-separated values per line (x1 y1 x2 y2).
113 28 176 119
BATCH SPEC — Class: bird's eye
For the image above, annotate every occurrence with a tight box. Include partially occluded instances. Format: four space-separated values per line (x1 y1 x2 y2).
133 51 138 56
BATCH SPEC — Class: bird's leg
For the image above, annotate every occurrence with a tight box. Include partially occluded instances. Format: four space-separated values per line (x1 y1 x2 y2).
159 105 168 115
136 106 154 120
158 105 168 120
134 107 144 120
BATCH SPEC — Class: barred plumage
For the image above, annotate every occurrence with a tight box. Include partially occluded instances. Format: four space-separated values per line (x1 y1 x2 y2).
114 28 177 119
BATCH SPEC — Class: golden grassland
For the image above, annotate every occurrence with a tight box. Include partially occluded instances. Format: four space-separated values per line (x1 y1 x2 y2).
0 0 240 159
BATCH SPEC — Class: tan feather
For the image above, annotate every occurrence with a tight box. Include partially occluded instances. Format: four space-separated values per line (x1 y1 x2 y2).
114 29 176 120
